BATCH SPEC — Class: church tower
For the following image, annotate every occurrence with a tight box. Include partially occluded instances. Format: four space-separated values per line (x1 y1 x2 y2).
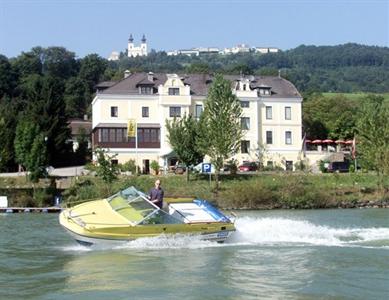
127 34 148 57
128 34 134 54
141 34 147 56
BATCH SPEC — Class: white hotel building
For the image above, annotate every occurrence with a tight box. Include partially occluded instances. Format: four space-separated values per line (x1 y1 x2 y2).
92 72 303 173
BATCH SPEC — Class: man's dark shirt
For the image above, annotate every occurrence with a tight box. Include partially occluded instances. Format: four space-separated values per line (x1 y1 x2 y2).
149 187 164 208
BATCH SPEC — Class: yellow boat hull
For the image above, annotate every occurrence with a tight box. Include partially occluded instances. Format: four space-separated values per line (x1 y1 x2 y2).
59 198 235 246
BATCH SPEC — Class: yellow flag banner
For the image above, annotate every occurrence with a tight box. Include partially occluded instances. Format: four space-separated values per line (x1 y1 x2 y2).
127 119 137 137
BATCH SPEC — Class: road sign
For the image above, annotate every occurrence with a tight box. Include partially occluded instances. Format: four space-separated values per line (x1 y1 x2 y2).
202 163 212 173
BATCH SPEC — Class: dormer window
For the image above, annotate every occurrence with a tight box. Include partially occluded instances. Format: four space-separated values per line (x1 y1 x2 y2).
140 86 153 95
243 84 246 91
168 88 180 95
259 88 271 95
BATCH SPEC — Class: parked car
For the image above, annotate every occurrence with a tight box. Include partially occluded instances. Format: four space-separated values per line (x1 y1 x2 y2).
174 164 187 175
238 162 258 172
327 161 349 173
192 162 216 174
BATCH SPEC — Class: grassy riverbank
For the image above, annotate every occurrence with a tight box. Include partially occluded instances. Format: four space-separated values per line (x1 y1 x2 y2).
62 172 389 209
1 172 387 209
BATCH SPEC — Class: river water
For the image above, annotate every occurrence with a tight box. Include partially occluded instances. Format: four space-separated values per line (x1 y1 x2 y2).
1 209 388 299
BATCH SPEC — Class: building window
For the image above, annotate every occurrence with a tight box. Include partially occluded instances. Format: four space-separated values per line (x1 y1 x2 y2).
195 104 203 118
137 128 160 144
140 86 153 94
285 131 292 144
285 106 291 120
168 88 180 95
169 106 181 117
98 128 127 143
111 106 118 117
241 140 250 154
240 101 249 108
260 89 270 95
142 106 149 118
99 128 109 142
266 131 273 144
266 106 272 120
241 117 250 130
243 84 247 91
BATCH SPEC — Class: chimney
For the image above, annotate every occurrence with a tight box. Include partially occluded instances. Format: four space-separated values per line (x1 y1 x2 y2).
124 70 131 78
278 69 281 78
147 71 154 82
83 114 88 121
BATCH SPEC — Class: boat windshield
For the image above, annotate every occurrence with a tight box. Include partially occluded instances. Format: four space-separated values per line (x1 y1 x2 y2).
107 186 183 225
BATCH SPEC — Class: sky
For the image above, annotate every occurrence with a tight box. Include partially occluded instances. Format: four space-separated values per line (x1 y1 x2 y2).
0 0 388 58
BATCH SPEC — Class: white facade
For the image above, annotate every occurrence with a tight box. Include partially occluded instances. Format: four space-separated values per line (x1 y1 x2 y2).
127 34 148 57
92 73 303 172
108 51 120 61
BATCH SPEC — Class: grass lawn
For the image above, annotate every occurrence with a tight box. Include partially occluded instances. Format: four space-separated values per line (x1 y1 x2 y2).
63 172 388 209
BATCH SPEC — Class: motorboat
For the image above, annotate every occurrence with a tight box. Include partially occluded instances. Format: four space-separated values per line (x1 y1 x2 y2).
59 186 235 246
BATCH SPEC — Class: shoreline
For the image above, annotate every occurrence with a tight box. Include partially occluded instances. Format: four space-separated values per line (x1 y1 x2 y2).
1 173 389 210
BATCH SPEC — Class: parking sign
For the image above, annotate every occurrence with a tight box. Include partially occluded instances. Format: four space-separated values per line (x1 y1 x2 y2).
202 163 212 173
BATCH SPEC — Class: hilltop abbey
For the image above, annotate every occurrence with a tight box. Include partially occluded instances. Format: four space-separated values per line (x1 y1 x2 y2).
127 34 148 57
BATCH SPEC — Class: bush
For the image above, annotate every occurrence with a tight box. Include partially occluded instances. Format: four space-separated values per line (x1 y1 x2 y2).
219 179 277 208
150 160 160 175
319 160 329 173
85 162 97 172
294 160 308 171
119 159 136 174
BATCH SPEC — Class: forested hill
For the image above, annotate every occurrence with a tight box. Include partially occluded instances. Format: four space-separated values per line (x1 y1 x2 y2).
1 43 389 98
109 43 389 93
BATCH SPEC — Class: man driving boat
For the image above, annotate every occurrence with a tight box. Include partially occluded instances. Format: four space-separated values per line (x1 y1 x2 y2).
148 179 164 209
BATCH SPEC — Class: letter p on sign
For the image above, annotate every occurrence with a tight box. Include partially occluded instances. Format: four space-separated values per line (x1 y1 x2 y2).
202 163 211 173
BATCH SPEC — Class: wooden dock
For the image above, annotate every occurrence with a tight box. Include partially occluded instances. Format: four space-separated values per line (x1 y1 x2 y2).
0 207 62 213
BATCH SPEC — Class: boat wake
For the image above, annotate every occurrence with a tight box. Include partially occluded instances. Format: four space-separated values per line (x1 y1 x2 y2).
230 217 389 249
63 217 389 251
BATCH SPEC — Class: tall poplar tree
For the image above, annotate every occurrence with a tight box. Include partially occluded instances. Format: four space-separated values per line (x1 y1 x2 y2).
198 74 243 190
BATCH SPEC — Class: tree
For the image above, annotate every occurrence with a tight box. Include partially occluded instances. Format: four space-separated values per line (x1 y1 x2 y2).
41 47 78 79
73 127 91 165
14 119 48 181
95 148 119 184
79 54 107 91
64 77 89 118
0 55 16 98
303 93 358 139
185 62 210 74
14 119 40 170
166 114 203 181
197 74 243 189
356 95 389 187
24 75 72 166
11 51 43 79
27 133 48 182
0 97 19 171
